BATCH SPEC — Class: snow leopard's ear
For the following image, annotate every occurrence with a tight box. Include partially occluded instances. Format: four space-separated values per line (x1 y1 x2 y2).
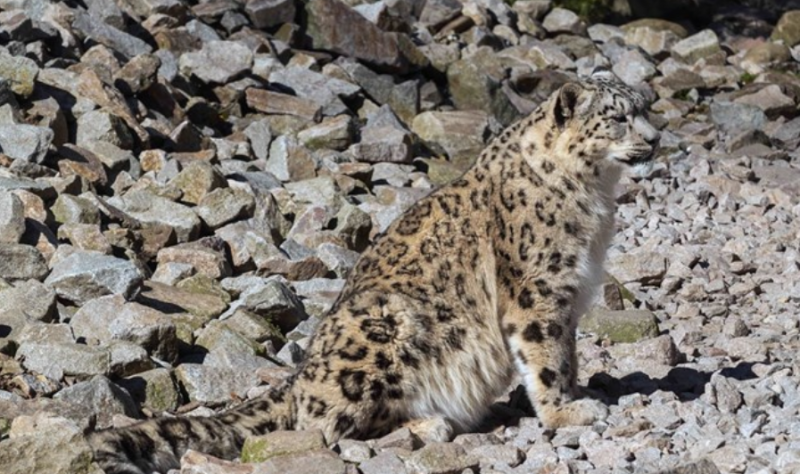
554 82 584 128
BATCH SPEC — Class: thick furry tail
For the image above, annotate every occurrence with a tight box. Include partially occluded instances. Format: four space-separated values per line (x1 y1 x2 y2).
89 386 295 474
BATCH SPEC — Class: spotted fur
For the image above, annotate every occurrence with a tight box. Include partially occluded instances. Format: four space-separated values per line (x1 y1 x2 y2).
90 71 660 474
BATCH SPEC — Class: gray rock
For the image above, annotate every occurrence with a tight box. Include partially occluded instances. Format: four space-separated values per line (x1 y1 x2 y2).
195 320 261 357
407 442 479 474
512 0 552 22
0 50 38 97
76 110 134 150
608 334 680 366
156 239 232 279
16 342 110 379
109 190 201 243
334 203 372 252
151 261 195 286
656 459 722 474
241 430 327 462
304 0 426 74
707 373 743 414
244 119 272 161
0 124 53 163
348 126 413 163
44 251 142 305
0 280 57 322
246 88 323 122
469 444 524 469
337 439 372 463
316 243 360 278
670 29 722 64
245 0 296 29
266 135 317 182
772 10 800 47
297 115 355 151
84 140 136 173
0 243 48 281
84 0 125 29
71 10 153 59
447 50 519 127
623 20 683 58
250 449 346 474
118 367 182 413
70 295 179 363
269 66 360 116
223 308 282 344
419 0 461 27
275 340 305 366
580 309 660 343
16 322 73 347
542 7 586 36
53 375 138 428
771 116 800 149
170 161 227 205
113 53 161 95
587 23 625 43
179 41 253 84
710 101 766 135
524 40 577 70
0 191 25 243
241 279 306 333
285 176 339 207
0 175 54 198
412 110 491 169
196 188 256 230
607 250 667 285
51 194 101 225
107 340 153 377
0 414 100 474
612 49 657 87
359 452 408 474
734 84 796 119
175 363 259 404
140 280 228 322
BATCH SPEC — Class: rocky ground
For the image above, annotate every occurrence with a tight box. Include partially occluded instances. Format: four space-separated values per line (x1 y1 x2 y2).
0 0 799 473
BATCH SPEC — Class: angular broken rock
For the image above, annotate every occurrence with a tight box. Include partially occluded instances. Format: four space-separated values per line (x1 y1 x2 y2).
0 243 48 281
407 442 480 474
44 250 143 305
70 294 179 363
670 29 722 64
304 0 427 74
607 250 667 285
348 126 413 163
240 430 327 462
0 124 54 163
0 414 100 474
0 191 25 243
196 187 256 230
71 10 153 59
412 110 491 168
580 308 660 343
109 190 201 243
245 88 322 122
245 0 296 29
53 375 139 428
156 239 232 279
179 40 254 84
16 342 110 379
0 50 38 97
